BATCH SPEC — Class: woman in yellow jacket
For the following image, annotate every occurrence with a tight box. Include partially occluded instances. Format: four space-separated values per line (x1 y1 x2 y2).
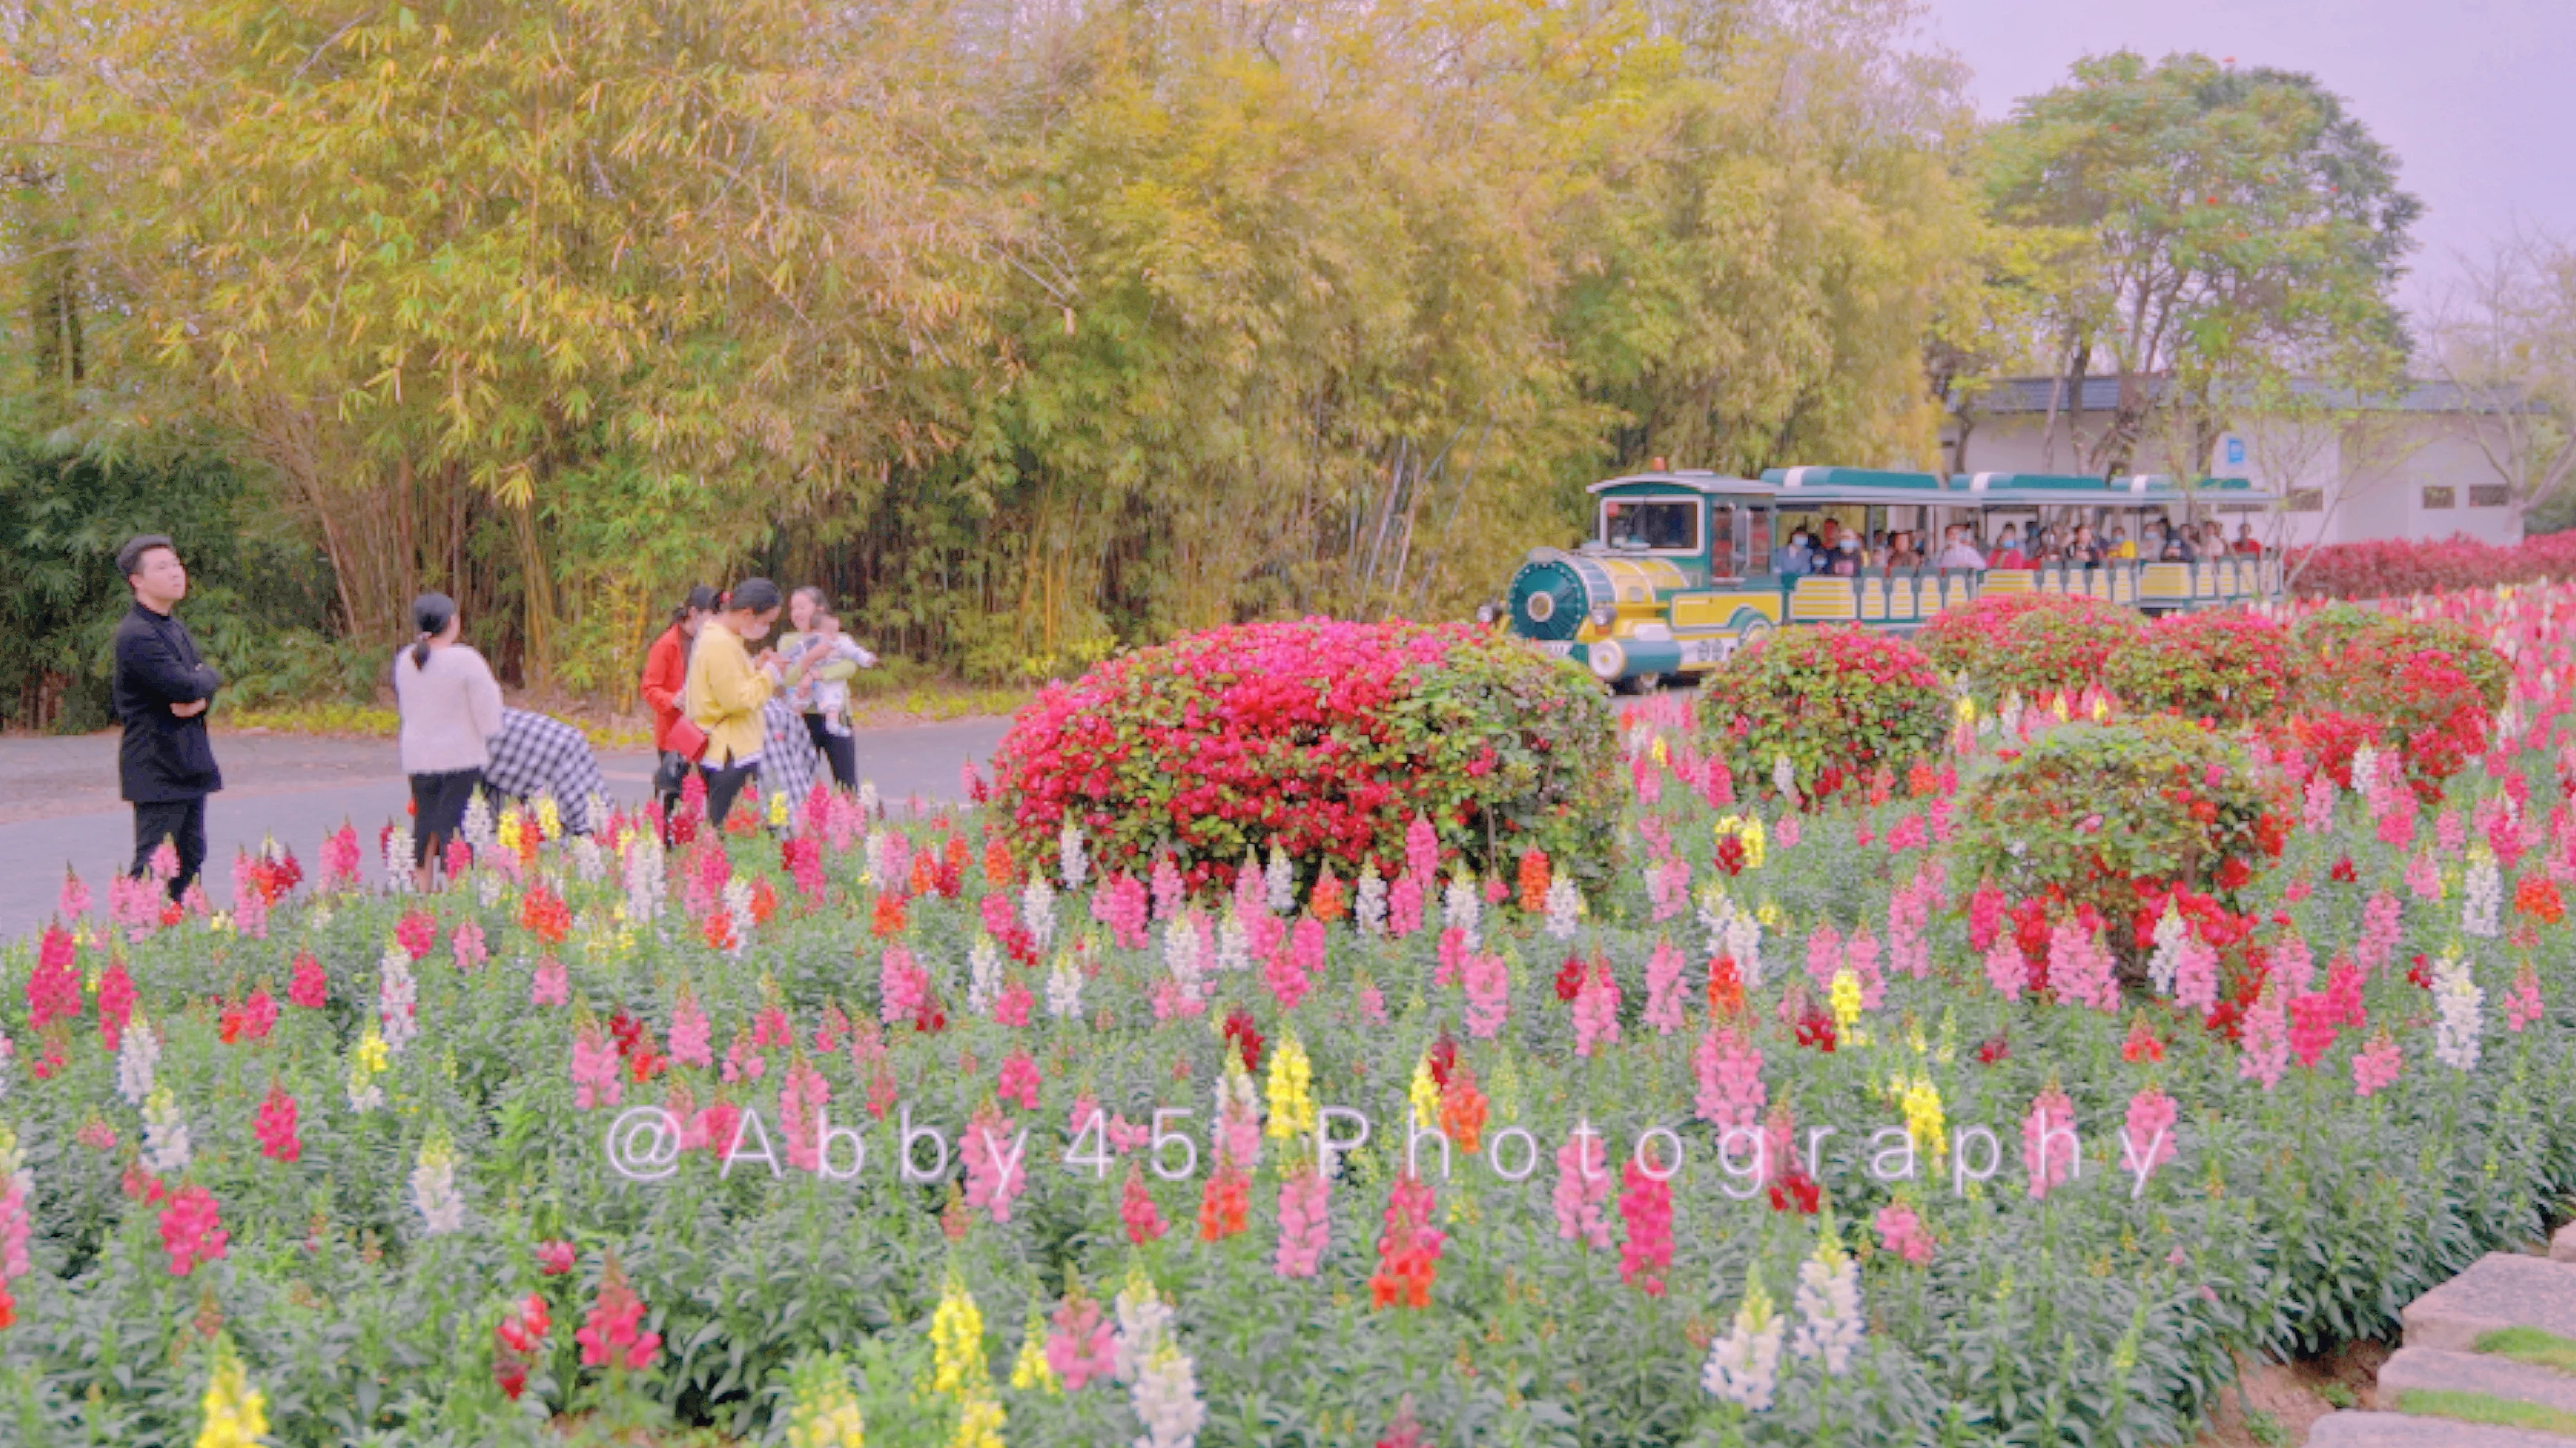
682 578 820 828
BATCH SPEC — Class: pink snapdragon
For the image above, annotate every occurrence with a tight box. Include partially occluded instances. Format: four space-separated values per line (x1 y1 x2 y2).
997 1050 1041 1111
1803 923 1843 993
1552 1129 1612 1248
2048 919 2121 1012
530 954 570 1007
1572 962 1622 1057
1274 1167 1330 1279
1643 938 1687 1035
2352 1031 2404 1095
1616 1161 1674 1296
961 1107 1026 1224
2505 959 2545 1032
1461 952 1509 1039
669 988 713 1069
1983 939 2027 1001
1045 1290 1118 1390
777 1058 830 1173
158 1185 228 1276
879 946 928 1026
2121 1085 2178 1183
2356 892 2404 976
1692 1025 1765 1130
1874 1203 1933 1264
2023 1088 2079 1200
571 1024 623 1110
2237 982 2290 1091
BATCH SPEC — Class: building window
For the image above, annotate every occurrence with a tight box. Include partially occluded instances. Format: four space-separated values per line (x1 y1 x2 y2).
2421 485 2456 510
2285 488 2324 514
2470 484 2511 508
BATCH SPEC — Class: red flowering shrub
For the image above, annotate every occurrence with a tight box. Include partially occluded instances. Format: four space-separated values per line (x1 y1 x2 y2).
1916 593 2142 704
2287 531 2576 600
2102 611 2292 724
2292 604 2502 794
1696 625 1946 807
987 619 1618 891
1956 717 2290 985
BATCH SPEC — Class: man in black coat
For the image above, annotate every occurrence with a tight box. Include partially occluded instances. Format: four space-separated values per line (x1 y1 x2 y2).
111 534 223 901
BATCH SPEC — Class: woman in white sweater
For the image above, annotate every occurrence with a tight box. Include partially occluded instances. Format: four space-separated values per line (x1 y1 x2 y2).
393 592 503 891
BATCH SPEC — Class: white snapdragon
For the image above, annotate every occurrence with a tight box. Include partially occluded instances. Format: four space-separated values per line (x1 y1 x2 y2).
384 824 415 890
568 834 606 884
2146 902 2187 997
1263 845 1294 917
623 830 666 924
462 792 497 851
1058 821 1090 893
967 935 1002 1015
1354 863 1388 938
1702 1279 1786 1412
1771 754 1797 800
378 944 419 1056
1163 916 1206 1005
116 1014 159 1108
1789 1225 1864 1376
1724 910 1764 990
1112 1277 1176 1382
2433 952 2485 1071
1020 876 1058 953
142 1085 191 1175
1442 868 1481 950
1046 954 1084 1020
1213 909 1249 975
1542 876 1584 941
1129 1339 1207 1448
2348 744 2379 799
2462 849 2502 939
411 1133 465 1235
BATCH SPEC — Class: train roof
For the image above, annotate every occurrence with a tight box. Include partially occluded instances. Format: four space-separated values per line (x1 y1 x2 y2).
1587 468 2279 506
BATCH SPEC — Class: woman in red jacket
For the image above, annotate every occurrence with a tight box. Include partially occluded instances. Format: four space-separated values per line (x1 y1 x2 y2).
641 585 718 825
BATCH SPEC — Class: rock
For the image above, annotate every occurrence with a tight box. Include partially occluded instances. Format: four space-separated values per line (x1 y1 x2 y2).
2378 1346 2576 1417
2551 1222 2576 1266
2401 1255 2576 1352
2306 1410 2575 1447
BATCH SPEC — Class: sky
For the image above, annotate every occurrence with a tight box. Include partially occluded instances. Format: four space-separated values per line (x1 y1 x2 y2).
1919 0 2576 317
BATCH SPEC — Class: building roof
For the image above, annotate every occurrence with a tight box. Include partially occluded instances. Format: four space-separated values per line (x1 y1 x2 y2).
1961 375 2537 417
1586 470 2277 507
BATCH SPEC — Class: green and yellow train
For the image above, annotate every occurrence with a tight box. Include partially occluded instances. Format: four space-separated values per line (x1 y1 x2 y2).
1479 467 2284 690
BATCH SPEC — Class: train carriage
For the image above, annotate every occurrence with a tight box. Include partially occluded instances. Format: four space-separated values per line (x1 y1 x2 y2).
1480 467 2282 690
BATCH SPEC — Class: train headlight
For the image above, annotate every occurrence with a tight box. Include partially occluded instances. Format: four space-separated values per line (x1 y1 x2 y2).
1589 641 1625 679
1588 604 1617 629
1475 602 1497 625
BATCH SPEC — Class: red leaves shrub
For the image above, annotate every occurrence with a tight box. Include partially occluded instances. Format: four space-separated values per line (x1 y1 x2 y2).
1957 717 2289 983
986 619 1619 892
2287 532 2576 600
1697 625 1946 807
1916 593 2142 703
2102 611 2292 724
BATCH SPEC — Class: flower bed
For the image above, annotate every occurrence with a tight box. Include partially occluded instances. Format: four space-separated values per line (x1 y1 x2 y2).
1696 624 1949 807
2286 531 2576 600
1 588 2573 1447
985 618 1621 891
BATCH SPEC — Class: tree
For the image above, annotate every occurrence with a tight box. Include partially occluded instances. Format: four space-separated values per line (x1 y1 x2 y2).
1980 52 2419 474
2422 229 2576 518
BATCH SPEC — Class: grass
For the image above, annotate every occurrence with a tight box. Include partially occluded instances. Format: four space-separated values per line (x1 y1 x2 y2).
2476 1326 2576 1377
2396 1387 2576 1437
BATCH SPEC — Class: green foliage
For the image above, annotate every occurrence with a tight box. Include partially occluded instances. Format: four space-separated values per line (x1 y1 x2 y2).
1697 624 1948 806
2294 603 2510 714
0 431 355 731
1955 717 2288 939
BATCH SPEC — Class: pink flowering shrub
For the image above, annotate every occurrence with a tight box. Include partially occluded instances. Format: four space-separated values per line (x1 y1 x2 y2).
2287 531 2576 599
987 619 1618 892
1917 592 2143 703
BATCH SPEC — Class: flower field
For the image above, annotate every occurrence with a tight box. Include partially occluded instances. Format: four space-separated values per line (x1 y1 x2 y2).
4 591 2576 1448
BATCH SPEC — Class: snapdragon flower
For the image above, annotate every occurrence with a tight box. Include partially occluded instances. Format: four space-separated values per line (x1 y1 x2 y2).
2433 952 2485 1071
1789 1217 1863 1376
1702 1278 1785 1411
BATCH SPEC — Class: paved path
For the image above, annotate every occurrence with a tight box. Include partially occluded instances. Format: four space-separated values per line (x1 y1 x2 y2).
0 717 1014 941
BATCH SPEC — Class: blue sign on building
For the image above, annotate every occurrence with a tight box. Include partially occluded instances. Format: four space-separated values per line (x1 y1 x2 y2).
2225 436 2246 466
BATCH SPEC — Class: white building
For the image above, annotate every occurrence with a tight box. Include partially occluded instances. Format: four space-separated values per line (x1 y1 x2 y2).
1941 377 2529 549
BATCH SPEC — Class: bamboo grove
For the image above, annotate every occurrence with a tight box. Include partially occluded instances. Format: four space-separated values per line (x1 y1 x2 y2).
0 0 2419 700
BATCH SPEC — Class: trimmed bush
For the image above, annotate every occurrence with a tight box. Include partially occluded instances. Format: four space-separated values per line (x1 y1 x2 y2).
2292 604 2504 795
1697 624 1947 807
2287 532 2576 600
2102 611 2294 724
1916 593 2143 705
986 618 1619 890
1957 716 2292 979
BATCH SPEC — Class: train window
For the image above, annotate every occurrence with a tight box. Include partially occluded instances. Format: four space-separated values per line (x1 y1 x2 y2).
1600 499 1702 553
1741 507 1772 577
1709 506 1737 578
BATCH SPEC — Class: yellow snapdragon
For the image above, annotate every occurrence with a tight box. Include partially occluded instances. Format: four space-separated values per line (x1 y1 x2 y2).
1265 1035 1314 1139
930 1276 987 1398
195 1336 268 1448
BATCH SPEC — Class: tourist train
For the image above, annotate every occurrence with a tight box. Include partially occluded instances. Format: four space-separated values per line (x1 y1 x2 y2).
1480 467 2284 690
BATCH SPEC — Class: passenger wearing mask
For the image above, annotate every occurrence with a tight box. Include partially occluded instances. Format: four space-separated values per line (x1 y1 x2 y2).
1988 526 2029 570
1935 524 1987 570
1772 529 1813 577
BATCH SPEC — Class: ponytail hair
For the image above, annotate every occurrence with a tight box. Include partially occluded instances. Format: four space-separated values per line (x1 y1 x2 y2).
410 592 457 669
670 583 718 625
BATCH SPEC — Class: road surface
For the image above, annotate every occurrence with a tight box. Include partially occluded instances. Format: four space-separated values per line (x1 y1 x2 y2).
0 717 1014 942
